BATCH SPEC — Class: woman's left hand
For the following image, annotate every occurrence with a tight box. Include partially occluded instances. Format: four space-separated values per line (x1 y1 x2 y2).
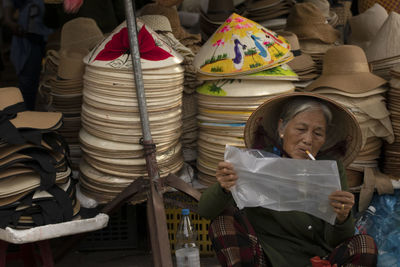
329 190 355 224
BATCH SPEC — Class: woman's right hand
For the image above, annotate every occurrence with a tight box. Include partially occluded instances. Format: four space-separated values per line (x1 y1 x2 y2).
216 161 238 192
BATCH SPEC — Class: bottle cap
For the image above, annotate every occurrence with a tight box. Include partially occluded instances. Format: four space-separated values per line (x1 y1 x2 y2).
181 209 190 215
367 206 376 213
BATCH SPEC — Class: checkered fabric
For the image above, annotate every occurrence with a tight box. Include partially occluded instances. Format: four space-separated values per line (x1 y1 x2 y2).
208 207 269 267
358 0 400 13
328 234 378 267
209 207 377 267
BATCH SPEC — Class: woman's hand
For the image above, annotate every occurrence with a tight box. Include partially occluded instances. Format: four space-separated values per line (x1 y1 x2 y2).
216 161 238 192
329 190 355 224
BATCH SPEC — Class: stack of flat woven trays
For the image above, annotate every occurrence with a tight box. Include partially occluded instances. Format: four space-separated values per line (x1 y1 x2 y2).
79 20 185 203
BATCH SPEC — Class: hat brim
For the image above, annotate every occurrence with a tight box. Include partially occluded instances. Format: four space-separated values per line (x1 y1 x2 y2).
244 92 362 167
304 72 387 93
287 53 316 71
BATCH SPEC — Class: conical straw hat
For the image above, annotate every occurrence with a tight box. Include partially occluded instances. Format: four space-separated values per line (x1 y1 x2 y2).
194 13 292 76
244 92 362 167
84 19 183 70
366 11 400 62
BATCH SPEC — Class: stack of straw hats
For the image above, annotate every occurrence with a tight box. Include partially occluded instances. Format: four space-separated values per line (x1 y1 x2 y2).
347 3 388 51
0 87 80 229
193 13 296 185
285 2 341 74
303 0 339 27
138 14 202 163
199 0 237 40
383 65 400 178
279 31 318 85
241 0 296 31
39 18 104 170
366 11 400 80
303 45 393 191
80 20 185 203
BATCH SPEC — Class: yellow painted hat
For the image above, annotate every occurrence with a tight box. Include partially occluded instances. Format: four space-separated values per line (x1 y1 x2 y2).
194 13 293 76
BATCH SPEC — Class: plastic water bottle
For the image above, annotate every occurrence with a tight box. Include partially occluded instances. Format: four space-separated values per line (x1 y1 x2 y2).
175 209 200 267
355 206 376 235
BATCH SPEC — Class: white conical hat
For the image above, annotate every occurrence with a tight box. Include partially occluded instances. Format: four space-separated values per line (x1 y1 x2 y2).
194 13 292 76
84 19 183 70
366 11 400 62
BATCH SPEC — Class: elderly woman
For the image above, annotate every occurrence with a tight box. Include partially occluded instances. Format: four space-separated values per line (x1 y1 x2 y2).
198 93 377 267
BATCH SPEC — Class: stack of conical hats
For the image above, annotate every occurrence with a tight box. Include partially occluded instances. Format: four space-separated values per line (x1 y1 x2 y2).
366 12 400 80
0 87 80 229
193 13 296 185
383 66 400 179
39 18 104 170
241 0 296 31
80 20 185 203
303 45 393 189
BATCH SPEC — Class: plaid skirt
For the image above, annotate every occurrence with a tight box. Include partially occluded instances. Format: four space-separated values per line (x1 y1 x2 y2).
209 207 377 267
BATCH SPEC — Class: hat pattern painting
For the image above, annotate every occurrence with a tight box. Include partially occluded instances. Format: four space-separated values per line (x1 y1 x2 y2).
85 20 183 70
194 13 292 76
94 25 172 64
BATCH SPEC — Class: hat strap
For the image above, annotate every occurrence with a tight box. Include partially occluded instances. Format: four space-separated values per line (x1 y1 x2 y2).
0 102 43 145
292 49 302 56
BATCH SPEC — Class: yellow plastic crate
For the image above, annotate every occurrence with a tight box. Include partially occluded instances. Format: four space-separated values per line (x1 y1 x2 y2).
166 207 214 256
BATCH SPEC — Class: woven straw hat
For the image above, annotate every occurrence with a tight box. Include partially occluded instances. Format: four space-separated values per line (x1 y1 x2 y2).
60 17 104 50
305 45 386 93
0 87 62 130
194 13 292 76
244 92 362 166
279 31 316 71
365 11 400 62
285 2 340 44
57 48 89 80
303 0 338 23
348 3 388 50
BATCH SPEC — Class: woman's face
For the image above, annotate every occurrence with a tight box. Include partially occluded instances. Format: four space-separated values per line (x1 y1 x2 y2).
278 108 327 159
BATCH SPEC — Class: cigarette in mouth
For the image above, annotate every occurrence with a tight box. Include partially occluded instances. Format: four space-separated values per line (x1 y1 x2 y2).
305 150 316 160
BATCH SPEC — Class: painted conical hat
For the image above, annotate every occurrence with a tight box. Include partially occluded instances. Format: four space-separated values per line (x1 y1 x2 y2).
194 13 292 76
196 79 294 97
84 19 183 70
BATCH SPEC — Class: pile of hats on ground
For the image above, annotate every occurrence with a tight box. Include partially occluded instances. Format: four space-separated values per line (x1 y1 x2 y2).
139 6 203 164
0 87 80 229
383 65 400 178
193 13 296 185
302 45 394 197
39 18 104 170
285 2 341 74
79 20 185 203
241 0 296 31
365 11 400 80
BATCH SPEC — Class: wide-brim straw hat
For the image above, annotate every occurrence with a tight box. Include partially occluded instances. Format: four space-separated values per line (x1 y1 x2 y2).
244 92 362 167
305 45 387 93
60 17 104 51
285 2 340 44
348 3 388 49
279 31 316 71
365 11 400 62
303 0 338 22
0 87 62 131
57 48 89 80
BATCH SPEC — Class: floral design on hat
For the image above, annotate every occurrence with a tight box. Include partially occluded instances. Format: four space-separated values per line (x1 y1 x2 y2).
84 20 183 70
194 13 292 76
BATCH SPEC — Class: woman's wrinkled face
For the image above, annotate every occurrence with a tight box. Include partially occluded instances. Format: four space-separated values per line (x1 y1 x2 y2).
278 108 327 159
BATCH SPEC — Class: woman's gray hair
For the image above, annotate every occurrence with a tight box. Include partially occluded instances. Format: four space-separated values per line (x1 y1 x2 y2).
278 97 333 140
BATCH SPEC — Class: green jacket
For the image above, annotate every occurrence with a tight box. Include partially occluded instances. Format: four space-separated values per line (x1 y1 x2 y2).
198 160 355 267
